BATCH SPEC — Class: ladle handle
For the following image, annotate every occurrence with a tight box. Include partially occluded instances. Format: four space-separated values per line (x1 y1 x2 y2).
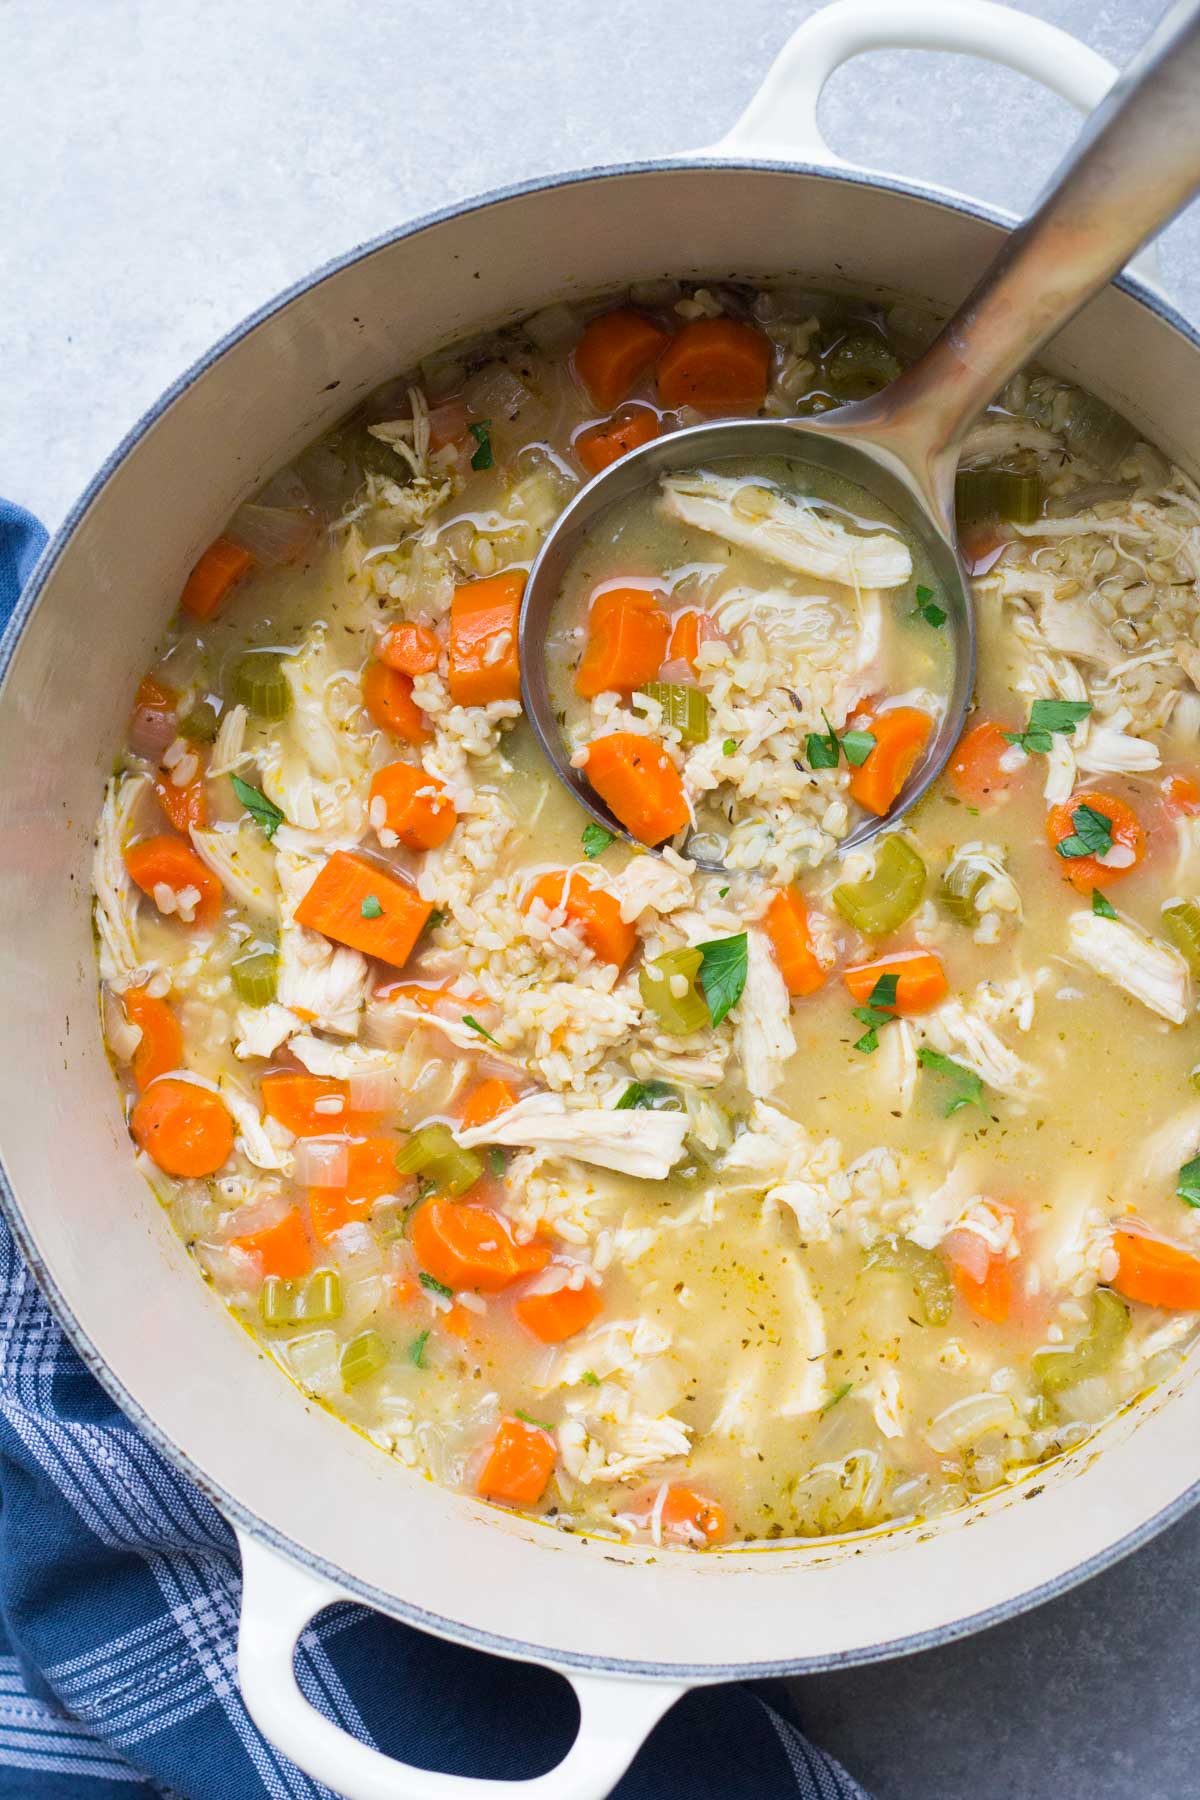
872 0 1200 506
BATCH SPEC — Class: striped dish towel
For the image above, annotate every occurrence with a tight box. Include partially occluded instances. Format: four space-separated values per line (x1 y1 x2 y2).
0 496 869 1800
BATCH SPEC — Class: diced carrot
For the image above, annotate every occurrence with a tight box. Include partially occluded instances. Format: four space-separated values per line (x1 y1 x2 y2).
136 674 177 712
522 871 637 969
153 772 208 834
122 987 184 1091
949 720 1018 806
362 660 430 742
574 404 661 475
307 1139 407 1243
952 1254 1013 1324
843 950 948 1014
515 1280 603 1344
233 1207 313 1280
582 732 689 846
448 572 525 706
477 1417 557 1505
1045 789 1145 894
294 852 432 967
575 586 670 697
666 608 719 671
411 1200 550 1294
261 1071 380 1138
129 1077 234 1178
461 1078 517 1131
428 394 470 451
656 319 771 413
379 621 442 676
573 310 671 410
308 1187 374 1243
441 1302 472 1338
1111 1230 1200 1310
628 1484 727 1545
125 835 222 930
180 537 254 621
1162 772 1200 818
368 762 457 851
848 708 934 816
765 887 827 998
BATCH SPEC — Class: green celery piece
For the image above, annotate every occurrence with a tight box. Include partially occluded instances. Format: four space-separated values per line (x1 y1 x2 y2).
259 1269 342 1328
638 946 709 1035
231 948 278 1008
233 652 291 721
864 1236 953 1326
340 1329 389 1388
955 468 1042 526
824 333 902 400
1163 901 1200 977
833 836 926 936
639 682 709 744
178 700 220 744
1033 1288 1130 1393
938 856 986 926
393 1123 482 1196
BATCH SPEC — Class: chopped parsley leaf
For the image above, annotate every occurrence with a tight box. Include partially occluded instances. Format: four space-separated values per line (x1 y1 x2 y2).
615 1080 681 1112
821 1380 855 1413
722 738 737 756
696 933 749 1027
1092 888 1117 919
912 584 947 628
1178 1154 1200 1208
841 729 877 767
580 1370 601 1387
230 774 285 840
718 885 729 898
1055 802 1114 861
917 1046 985 1116
805 711 841 770
407 1329 430 1368
1005 699 1092 756
468 420 493 470
581 822 615 858
515 1409 554 1432
488 1146 507 1177
360 894 383 919
425 908 447 930
462 1014 500 1046
851 974 900 1053
418 1271 453 1300
869 972 899 1010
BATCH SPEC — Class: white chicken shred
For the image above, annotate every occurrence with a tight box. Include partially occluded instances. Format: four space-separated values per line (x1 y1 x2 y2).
659 471 913 587
455 1092 688 1179
1067 911 1190 1024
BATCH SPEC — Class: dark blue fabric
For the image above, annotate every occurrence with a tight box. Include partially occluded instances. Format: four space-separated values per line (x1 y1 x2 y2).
0 498 870 1799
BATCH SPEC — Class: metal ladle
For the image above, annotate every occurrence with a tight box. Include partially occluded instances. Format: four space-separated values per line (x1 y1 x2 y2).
520 0 1200 864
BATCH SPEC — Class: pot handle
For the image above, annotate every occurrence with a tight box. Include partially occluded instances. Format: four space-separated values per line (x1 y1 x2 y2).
236 1531 685 1800
707 0 1161 287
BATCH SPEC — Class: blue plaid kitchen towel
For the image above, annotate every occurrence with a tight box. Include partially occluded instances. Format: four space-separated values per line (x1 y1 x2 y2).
0 497 870 1800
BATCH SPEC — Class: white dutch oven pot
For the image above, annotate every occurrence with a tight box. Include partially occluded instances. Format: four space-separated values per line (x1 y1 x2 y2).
2 4 1198 1795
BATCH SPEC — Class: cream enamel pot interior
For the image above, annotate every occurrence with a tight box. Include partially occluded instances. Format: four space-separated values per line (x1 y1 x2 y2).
4 4 1200 1795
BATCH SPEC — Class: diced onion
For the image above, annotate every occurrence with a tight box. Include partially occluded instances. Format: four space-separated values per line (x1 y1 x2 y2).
348 1067 402 1113
225 503 317 568
293 1139 349 1188
525 303 579 352
941 1228 991 1284
128 702 178 761
463 363 528 423
925 1392 1017 1453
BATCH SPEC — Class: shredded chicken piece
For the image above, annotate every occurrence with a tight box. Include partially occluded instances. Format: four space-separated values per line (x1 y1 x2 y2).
207 703 251 777
189 824 278 921
917 999 1038 1098
607 855 695 924
660 472 912 588
256 631 371 840
219 1080 294 1173
736 928 796 1099
455 1092 687 1179
233 1003 297 1061
93 774 149 986
1067 911 1190 1024
287 1034 400 1079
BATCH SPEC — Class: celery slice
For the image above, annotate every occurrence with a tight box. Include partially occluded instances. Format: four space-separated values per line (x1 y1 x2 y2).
833 837 926 937
233 652 291 721
231 948 278 1007
1033 1288 1130 1393
824 334 902 400
864 1235 953 1326
1061 392 1137 473
259 1269 342 1328
340 1328 389 1388
1163 900 1200 976
938 858 985 926
394 1123 482 1196
638 947 709 1035
178 701 219 743
955 469 1042 526
638 682 709 744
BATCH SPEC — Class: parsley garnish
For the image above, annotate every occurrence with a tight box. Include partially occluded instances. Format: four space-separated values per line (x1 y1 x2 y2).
821 1380 855 1413
722 738 737 756
805 710 875 771
468 420 493 470
230 774 285 841
841 729 877 767
488 1146 507 1177
581 822 615 858
1092 888 1117 920
917 1047 985 1116
407 1329 430 1368
426 908 446 929
1005 699 1092 756
360 894 383 919
580 1370 600 1387
696 933 749 1027
418 1271 453 1300
718 885 729 898
515 1409 554 1432
615 1079 681 1111
851 973 900 1054
462 1014 500 1046
913 583 947 629
1055 802 1114 861
1178 1156 1200 1208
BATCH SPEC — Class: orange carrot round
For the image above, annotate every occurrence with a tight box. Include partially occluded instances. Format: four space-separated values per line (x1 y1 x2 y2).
461 1078 518 1132
154 772 208 834
411 1201 549 1293
949 720 1019 806
765 887 827 998
515 1280 602 1344
124 835 222 930
843 950 948 1014
261 1071 381 1138
573 310 670 410
656 319 771 412
523 871 637 969
477 1417 557 1505
952 1254 1013 1324
233 1207 313 1280
369 762 457 850
574 404 661 475
848 708 934 816
575 587 670 697
362 661 430 742
582 732 689 846
448 572 525 706
130 1078 234 1177
122 987 184 1091
1162 771 1200 819
1111 1230 1200 1310
378 621 441 676
180 536 254 621
1045 790 1145 894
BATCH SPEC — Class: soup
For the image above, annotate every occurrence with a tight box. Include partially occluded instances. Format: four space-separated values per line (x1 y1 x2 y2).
93 280 1200 1550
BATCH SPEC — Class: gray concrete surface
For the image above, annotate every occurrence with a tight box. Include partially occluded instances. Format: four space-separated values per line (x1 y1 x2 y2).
2 2 1198 1795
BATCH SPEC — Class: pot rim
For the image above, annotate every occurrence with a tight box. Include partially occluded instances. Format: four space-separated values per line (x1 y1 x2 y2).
5 153 1200 1681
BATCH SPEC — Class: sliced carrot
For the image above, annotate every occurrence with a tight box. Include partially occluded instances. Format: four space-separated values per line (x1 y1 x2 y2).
411 1200 550 1294
575 586 670 697
125 835 222 930
843 950 948 1015
441 1301 472 1338
1162 772 1200 819
294 852 432 967
136 674 177 712
261 1071 380 1138
666 608 719 671
362 660 430 743
153 771 208 834
308 1139 406 1242
628 1484 727 1545
574 404 661 475
233 1207 313 1280
765 887 826 998
515 1280 602 1344
582 732 689 846
180 537 254 621
952 1254 1013 1324
122 987 184 1091
477 1417 557 1505
461 1078 517 1131
949 720 1018 806
448 571 525 706
379 621 441 676
130 1078 234 1178
522 871 637 969
574 310 670 410
369 762 457 851
1045 789 1145 894
428 394 469 451
656 319 771 413
1111 1230 1200 1310
848 708 934 816
309 1187 374 1243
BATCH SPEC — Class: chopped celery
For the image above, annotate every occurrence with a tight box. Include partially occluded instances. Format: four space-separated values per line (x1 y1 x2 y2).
1032 1287 1130 1394
233 652 291 721
955 469 1042 526
178 701 219 743
833 837 926 937
865 1236 953 1326
394 1123 482 1196
824 334 902 400
1060 391 1137 473
638 947 709 1036
638 682 709 744
1163 900 1200 976
340 1328 389 1388
231 948 278 1008
939 856 985 926
259 1269 342 1328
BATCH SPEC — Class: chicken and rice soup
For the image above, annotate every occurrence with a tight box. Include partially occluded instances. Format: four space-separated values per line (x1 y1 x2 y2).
93 282 1200 1550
